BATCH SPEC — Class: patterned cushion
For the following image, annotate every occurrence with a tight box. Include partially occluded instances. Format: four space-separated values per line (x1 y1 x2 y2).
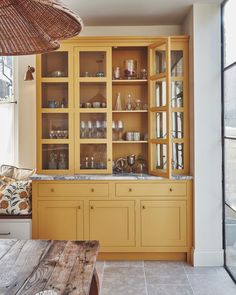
0 176 32 215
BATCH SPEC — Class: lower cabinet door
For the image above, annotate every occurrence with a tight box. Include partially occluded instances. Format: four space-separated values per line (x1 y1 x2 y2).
89 201 135 247
38 200 83 240
141 200 187 247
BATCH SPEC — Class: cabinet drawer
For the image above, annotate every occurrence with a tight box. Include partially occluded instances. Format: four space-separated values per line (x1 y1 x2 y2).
115 182 186 197
38 183 109 197
0 219 31 239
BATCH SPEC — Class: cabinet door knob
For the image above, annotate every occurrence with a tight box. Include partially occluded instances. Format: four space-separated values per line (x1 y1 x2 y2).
108 158 111 162
91 188 94 192
50 188 54 193
169 188 173 192
142 205 146 210
78 206 81 210
91 205 94 210
129 188 132 192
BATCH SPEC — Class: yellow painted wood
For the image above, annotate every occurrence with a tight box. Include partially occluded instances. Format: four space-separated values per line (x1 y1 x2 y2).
37 200 84 240
38 183 109 197
89 200 135 247
36 36 189 177
140 200 187 247
115 182 187 197
32 179 192 263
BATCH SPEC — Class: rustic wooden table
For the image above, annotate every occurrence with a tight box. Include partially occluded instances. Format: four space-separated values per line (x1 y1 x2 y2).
0 239 99 295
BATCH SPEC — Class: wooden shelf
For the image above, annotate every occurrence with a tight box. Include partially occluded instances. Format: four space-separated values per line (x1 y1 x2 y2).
79 77 108 83
112 79 147 84
112 110 148 113
41 139 70 144
112 141 148 144
79 108 107 113
41 108 69 113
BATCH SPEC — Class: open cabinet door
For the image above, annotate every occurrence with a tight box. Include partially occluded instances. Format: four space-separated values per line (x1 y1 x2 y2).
148 38 171 178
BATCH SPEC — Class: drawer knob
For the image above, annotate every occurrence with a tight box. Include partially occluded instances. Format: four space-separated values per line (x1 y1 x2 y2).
129 188 132 192
169 188 173 192
91 188 94 192
142 205 146 210
50 188 54 193
91 205 94 210
78 206 81 210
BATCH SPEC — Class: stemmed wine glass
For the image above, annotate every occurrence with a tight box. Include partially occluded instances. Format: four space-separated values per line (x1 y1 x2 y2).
112 121 117 140
80 121 86 138
87 120 93 138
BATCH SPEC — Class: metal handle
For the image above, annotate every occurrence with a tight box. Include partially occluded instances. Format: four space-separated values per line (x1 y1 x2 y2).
91 206 94 210
50 188 54 193
142 206 146 210
0 232 11 236
129 188 132 192
91 188 94 192
169 188 173 192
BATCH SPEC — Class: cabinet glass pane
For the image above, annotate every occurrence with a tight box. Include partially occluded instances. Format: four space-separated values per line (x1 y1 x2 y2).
155 143 167 170
171 51 183 77
80 113 107 139
171 81 183 108
152 80 166 107
154 112 167 139
42 83 68 108
42 52 68 77
80 144 107 170
42 144 69 170
155 50 166 75
42 113 68 139
80 51 106 77
172 143 184 170
172 112 184 139
80 82 107 108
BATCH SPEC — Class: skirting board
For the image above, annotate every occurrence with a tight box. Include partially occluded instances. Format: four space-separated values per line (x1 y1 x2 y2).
192 247 224 266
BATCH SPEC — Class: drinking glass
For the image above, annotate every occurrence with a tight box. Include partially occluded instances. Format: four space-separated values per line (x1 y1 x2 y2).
112 121 117 140
87 120 93 138
80 121 87 138
117 120 124 140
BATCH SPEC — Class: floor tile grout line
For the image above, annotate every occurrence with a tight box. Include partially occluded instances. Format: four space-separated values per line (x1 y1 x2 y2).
183 263 196 295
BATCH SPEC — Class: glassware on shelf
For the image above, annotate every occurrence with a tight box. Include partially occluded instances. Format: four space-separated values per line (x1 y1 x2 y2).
90 156 95 169
135 99 141 110
87 120 93 138
127 154 136 174
112 121 118 140
113 66 121 79
58 152 67 169
80 121 87 138
95 120 101 138
101 120 107 138
126 93 133 110
48 152 57 169
117 120 124 140
115 92 122 110
124 59 137 79
140 68 147 80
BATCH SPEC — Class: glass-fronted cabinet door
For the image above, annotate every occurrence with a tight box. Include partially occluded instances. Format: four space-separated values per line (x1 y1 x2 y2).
74 47 112 174
171 39 189 175
148 38 171 178
36 45 74 174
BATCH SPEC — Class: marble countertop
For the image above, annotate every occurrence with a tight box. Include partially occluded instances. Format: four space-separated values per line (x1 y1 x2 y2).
31 173 193 181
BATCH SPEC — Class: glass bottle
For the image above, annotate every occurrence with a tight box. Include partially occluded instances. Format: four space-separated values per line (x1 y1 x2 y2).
115 92 122 110
126 93 133 110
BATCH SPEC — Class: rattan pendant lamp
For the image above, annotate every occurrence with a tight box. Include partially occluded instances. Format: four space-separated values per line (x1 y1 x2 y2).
0 0 83 55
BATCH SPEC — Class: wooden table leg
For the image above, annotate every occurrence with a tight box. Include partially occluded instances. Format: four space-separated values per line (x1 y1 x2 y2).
89 268 99 295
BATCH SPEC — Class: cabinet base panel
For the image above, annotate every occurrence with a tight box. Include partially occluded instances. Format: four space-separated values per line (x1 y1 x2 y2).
98 252 188 262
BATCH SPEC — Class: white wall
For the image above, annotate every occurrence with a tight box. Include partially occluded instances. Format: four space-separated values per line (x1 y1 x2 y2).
17 25 181 168
182 4 223 266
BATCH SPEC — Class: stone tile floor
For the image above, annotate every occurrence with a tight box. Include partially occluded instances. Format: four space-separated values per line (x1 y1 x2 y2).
95 261 236 295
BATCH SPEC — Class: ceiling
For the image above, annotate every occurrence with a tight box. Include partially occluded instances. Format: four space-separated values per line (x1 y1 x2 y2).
64 0 222 26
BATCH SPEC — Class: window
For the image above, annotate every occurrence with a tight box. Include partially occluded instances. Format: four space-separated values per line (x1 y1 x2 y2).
222 0 236 283
0 56 16 166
